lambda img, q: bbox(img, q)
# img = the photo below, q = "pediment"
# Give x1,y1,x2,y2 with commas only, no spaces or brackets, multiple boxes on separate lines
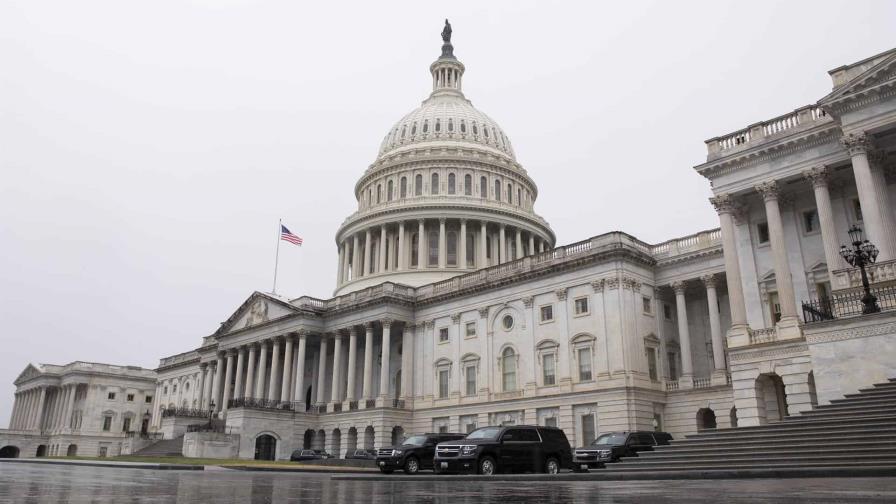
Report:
14,364,42,385
214,291,300,336
819,50,896,105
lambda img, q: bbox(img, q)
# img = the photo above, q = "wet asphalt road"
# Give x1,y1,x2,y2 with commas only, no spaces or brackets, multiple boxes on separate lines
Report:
1,463,895,503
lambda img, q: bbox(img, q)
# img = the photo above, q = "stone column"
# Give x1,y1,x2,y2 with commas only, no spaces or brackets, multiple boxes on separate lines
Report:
417,220,425,268
459,219,467,268
703,275,728,383
345,327,358,403
316,336,329,405
363,229,372,276
529,234,535,256
280,336,294,403
63,385,77,431
331,333,343,404
255,341,268,400
245,345,257,400
755,181,801,338
32,387,47,431
232,347,245,400
211,354,225,412
516,228,523,260
803,166,842,279
499,224,507,263
379,319,393,402
195,363,207,408
841,133,896,261
268,337,282,401
710,194,751,345
337,243,345,285
400,324,414,400
221,350,235,413
352,234,361,279
379,226,387,273
671,282,694,386
397,221,406,271
201,365,213,409
438,218,447,268
293,333,308,405
480,221,488,267
9,392,20,429
362,322,375,402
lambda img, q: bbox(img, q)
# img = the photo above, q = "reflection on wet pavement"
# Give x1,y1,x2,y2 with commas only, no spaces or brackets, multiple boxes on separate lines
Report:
1,463,895,503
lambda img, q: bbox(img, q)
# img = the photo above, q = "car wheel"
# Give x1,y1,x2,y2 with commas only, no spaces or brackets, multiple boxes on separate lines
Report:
544,457,560,475
404,457,420,475
379,468,394,474
478,456,496,476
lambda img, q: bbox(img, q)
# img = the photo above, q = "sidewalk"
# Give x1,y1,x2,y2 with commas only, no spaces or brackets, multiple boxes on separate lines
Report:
0,458,203,471
0,457,378,473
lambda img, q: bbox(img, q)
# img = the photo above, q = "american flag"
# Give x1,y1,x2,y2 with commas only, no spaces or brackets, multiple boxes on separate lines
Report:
280,224,303,246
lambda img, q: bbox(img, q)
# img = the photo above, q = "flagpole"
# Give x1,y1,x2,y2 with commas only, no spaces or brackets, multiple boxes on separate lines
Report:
272,218,282,294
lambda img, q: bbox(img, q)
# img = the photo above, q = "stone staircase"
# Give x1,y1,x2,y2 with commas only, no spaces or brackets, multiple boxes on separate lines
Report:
132,436,185,457
605,378,896,474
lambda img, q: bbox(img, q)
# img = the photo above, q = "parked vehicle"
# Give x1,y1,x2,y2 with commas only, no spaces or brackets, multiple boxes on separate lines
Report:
290,449,323,461
346,449,377,460
376,432,466,474
313,449,333,459
433,425,572,475
573,431,673,470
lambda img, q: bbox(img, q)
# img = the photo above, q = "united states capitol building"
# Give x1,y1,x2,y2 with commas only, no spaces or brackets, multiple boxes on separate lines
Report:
4,26,896,461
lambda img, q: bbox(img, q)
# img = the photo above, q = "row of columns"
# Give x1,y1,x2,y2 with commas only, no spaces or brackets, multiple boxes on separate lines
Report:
668,274,728,383
337,218,549,285
9,384,78,432
204,319,411,416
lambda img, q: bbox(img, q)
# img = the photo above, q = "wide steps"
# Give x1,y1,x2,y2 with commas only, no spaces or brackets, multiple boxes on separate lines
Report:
133,436,184,457
681,425,896,445
604,460,896,472
684,415,896,440
787,406,895,420
632,445,896,461
649,438,896,455
616,452,896,467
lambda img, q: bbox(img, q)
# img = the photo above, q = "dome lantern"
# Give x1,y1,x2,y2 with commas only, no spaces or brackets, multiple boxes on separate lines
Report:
430,19,465,97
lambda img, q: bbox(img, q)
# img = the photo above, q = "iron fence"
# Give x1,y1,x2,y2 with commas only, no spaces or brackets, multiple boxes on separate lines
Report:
227,397,297,411
186,418,227,434
802,284,896,323
160,407,213,419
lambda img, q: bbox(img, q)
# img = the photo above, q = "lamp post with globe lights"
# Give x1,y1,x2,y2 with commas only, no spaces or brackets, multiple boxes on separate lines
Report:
839,225,881,314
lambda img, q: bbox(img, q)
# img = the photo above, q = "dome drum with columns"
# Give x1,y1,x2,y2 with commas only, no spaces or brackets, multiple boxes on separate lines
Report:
334,25,555,295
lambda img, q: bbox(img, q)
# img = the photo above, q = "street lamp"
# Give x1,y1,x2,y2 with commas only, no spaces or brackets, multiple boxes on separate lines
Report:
839,224,880,314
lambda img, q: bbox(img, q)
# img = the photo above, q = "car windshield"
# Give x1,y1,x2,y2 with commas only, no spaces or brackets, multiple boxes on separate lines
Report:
465,427,502,440
402,435,428,446
592,434,628,445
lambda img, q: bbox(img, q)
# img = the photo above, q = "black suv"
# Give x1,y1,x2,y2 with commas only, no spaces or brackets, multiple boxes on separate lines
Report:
433,425,572,475
573,431,672,470
376,432,466,474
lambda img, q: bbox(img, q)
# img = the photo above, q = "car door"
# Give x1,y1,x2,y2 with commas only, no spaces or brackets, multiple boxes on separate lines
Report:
421,436,437,469
517,428,542,472
499,428,523,470
630,433,654,455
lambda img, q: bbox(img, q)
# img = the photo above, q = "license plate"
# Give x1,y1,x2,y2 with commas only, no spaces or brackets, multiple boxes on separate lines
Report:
440,462,448,469
580,464,588,470
379,461,385,466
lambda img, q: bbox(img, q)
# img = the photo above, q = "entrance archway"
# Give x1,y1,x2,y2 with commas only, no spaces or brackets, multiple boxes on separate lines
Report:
315,429,326,451
730,407,738,428
364,426,375,450
305,386,313,412
303,429,314,449
755,373,789,423
331,428,342,458
66,444,78,457
391,426,405,446
254,434,277,461
0,446,20,458
696,408,717,431
347,427,358,452
36,445,47,457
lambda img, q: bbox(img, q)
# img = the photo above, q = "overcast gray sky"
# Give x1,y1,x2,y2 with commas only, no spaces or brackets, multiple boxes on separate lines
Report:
2,0,894,425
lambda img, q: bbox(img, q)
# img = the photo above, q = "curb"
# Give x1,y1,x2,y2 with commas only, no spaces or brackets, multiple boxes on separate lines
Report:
224,465,378,474
0,458,204,471
331,466,896,482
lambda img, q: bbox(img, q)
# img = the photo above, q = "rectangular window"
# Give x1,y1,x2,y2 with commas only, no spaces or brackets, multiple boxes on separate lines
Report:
667,352,679,380
465,321,476,338
643,296,652,314
145,396,153,404
578,348,593,382
540,305,553,322
646,348,658,381
439,369,449,399
769,292,782,323
803,210,818,233
757,222,770,244
663,303,673,321
99,446,108,458
544,417,558,428
466,422,477,433
439,425,448,433
465,365,477,396
581,414,596,445
438,327,449,343
542,353,556,386
107,392,116,400
653,413,664,432
102,416,112,432
853,199,863,222
574,297,589,315
126,394,134,402
122,417,131,432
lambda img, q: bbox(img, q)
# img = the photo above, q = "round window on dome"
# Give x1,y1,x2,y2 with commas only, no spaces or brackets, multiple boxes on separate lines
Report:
502,315,514,331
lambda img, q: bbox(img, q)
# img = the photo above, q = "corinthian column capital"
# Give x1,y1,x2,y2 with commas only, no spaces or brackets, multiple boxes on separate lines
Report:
670,281,688,295
840,131,873,155
802,166,830,188
754,180,780,202
700,274,717,289
709,193,737,215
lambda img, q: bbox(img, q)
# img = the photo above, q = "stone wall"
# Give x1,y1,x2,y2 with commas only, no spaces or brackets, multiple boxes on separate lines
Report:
183,432,240,459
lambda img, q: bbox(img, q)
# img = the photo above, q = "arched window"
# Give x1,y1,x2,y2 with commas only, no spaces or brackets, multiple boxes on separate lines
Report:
368,189,372,207
447,231,457,266
484,126,490,138
507,184,513,204
428,231,439,267
400,177,407,198
473,122,479,135
400,125,406,139
435,119,441,132
480,176,487,198
517,188,522,206
431,173,440,195
377,184,382,204
415,174,423,196
411,123,417,135
411,233,419,267
502,348,517,392
464,174,472,196
466,232,475,267
460,120,466,134
494,180,501,202
448,118,454,132
423,120,429,133
387,180,394,201
448,173,456,195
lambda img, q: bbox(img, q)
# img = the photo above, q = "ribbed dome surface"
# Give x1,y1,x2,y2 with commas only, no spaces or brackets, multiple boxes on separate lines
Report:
377,95,516,160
